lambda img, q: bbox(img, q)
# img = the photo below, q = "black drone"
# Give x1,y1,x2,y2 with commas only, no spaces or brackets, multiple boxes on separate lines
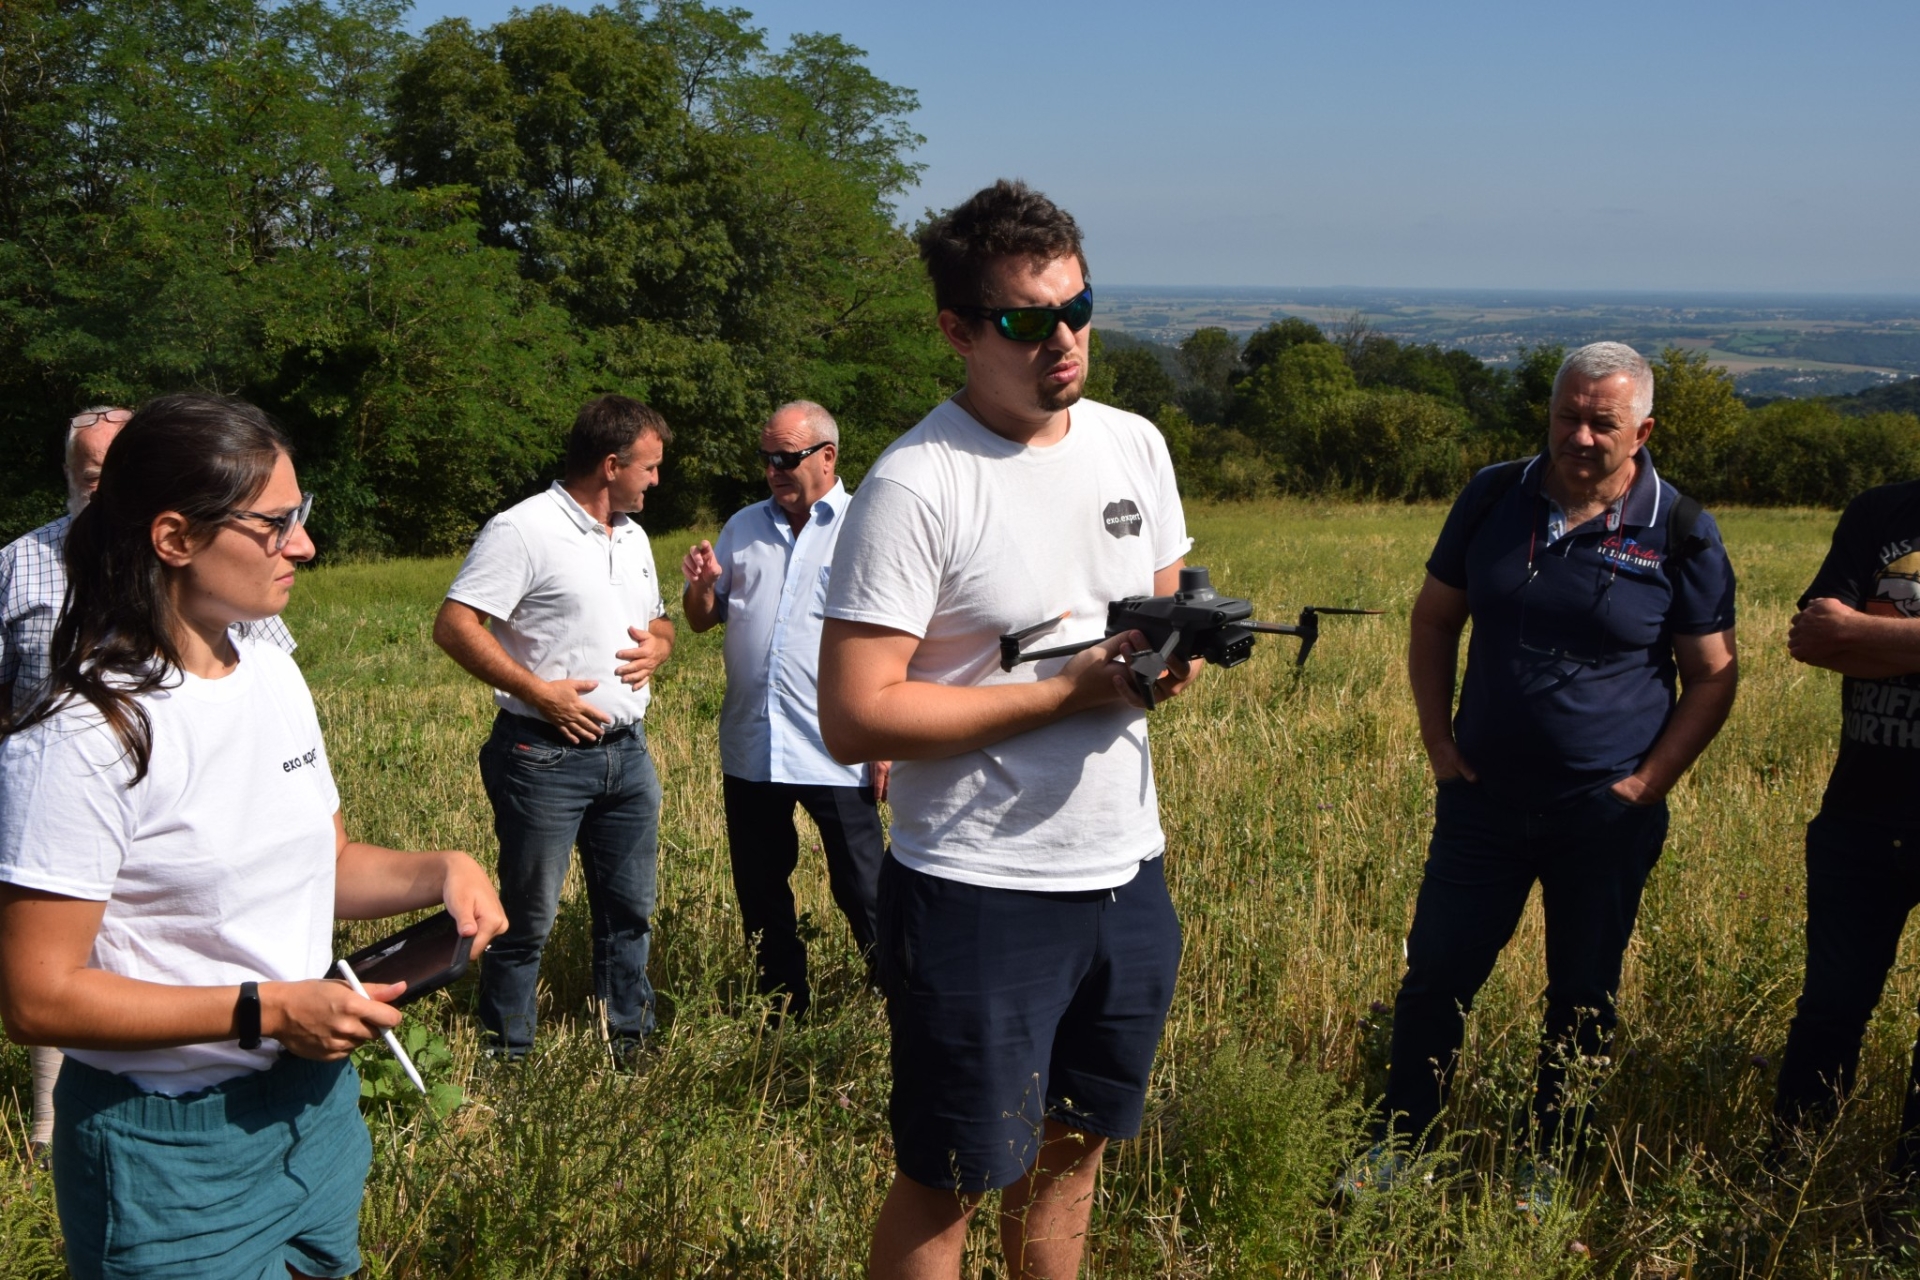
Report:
998,566,1381,709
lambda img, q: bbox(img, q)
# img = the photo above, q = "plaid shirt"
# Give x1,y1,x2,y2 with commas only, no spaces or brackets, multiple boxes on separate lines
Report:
0,515,297,711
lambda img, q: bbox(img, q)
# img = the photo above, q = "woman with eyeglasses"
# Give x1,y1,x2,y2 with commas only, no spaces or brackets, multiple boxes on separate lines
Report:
0,394,506,1280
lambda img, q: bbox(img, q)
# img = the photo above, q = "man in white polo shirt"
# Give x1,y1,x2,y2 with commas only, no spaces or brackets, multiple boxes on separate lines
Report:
434,395,675,1061
681,400,888,1022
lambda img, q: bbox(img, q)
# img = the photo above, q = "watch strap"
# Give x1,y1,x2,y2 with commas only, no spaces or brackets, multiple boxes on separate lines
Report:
236,980,262,1050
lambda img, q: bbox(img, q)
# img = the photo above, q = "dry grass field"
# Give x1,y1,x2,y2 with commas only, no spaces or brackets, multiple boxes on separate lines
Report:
3,498,1911,1278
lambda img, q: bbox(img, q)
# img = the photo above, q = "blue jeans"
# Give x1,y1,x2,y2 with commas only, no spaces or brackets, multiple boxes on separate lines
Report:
476,711,661,1050
1384,779,1669,1152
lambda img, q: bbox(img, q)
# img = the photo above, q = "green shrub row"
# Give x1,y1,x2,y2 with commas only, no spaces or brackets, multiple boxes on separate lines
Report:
1091,325,1918,507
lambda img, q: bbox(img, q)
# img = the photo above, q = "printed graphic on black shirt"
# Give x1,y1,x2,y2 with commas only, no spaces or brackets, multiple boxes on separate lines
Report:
1102,499,1143,539
1811,484,1920,823
1866,546,1920,618
1845,543,1920,752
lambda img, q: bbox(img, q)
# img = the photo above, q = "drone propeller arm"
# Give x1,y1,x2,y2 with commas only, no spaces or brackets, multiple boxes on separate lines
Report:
999,612,1089,670
1005,636,1107,667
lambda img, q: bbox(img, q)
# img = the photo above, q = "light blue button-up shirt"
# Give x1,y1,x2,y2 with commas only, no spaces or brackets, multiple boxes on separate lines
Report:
706,480,865,786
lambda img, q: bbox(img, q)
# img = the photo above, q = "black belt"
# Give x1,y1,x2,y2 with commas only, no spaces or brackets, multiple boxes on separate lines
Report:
500,709,637,746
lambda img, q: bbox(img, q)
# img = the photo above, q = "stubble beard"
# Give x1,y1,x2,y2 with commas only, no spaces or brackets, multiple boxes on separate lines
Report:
1037,371,1085,413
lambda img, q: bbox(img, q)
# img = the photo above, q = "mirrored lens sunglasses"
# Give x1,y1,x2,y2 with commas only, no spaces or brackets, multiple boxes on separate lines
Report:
957,287,1094,343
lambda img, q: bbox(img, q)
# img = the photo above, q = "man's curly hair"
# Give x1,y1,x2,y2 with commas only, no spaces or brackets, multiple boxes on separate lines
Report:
916,179,1088,314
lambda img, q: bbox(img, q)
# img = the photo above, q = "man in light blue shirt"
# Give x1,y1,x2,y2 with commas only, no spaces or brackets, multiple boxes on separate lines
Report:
683,401,887,1021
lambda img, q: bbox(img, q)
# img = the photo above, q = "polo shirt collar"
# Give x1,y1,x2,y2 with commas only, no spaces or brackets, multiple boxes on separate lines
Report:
1521,447,1663,531
546,481,633,537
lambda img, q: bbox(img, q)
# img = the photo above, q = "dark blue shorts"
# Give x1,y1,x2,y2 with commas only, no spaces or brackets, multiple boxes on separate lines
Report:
877,854,1182,1192
53,1054,370,1280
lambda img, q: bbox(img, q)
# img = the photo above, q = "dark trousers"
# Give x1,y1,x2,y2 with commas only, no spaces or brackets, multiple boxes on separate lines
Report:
721,774,886,1017
476,711,661,1051
1775,814,1920,1170
1385,779,1669,1152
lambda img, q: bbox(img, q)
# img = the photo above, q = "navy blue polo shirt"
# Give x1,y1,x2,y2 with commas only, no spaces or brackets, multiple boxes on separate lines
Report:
1427,451,1736,810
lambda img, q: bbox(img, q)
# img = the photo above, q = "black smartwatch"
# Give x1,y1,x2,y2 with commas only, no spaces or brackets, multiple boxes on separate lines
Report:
236,981,262,1050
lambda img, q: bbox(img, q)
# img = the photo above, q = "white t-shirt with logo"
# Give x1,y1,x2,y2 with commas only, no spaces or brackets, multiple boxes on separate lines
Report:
824,397,1191,891
0,637,341,1095
447,483,666,727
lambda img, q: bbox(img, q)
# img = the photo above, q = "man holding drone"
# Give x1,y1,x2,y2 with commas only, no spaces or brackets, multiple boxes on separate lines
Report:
818,179,1199,1280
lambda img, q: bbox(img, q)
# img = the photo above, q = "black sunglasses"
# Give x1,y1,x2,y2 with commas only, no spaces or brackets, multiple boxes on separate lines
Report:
759,441,830,471
956,287,1094,343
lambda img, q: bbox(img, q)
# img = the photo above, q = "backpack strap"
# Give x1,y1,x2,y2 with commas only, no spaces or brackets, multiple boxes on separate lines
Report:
1664,492,1707,569
1460,459,1529,550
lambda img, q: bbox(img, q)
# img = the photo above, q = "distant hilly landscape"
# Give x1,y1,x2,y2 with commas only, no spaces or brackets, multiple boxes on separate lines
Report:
1093,286,1920,402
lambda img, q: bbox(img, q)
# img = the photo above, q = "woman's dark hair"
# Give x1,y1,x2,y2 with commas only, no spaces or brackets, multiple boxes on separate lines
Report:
916,179,1088,314
564,394,673,479
8,394,291,783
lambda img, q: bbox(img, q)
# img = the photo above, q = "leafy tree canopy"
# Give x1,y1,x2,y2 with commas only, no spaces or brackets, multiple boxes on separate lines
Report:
0,0,948,549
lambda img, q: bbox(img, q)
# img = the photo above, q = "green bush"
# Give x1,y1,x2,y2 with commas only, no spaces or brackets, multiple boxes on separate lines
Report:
1174,1037,1355,1272
1724,402,1920,506
1278,390,1470,500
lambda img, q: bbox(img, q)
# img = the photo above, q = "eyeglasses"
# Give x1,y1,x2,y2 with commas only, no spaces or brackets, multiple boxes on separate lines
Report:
955,287,1094,343
226,492,314,553
759,442,830,471
69,408,132,430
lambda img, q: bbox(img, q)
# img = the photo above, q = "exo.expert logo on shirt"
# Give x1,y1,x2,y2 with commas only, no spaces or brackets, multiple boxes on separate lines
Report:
282,747,319,773
1102,499,1143,539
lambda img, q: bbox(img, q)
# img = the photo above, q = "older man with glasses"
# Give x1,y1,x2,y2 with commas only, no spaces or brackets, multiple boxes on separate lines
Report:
1359,342,1739,1205
0,404,297,1159
681,401,890,1024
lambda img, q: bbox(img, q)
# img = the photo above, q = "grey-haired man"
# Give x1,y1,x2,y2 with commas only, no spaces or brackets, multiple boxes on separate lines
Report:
1376,342,1738,1197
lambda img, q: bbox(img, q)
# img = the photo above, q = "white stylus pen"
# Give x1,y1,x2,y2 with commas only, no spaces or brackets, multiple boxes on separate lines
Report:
334,957,426,1095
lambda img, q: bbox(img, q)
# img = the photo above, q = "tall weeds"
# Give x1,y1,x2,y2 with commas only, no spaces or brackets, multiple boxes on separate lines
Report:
1,502,1908,1276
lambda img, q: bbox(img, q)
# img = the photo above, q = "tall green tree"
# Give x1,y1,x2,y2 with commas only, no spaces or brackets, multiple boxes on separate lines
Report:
1651,346,1746,500
1176,326,1240,425
1239,316,1326,380
386,3,947,525
1238,343,1355,452
1105,345,1178,420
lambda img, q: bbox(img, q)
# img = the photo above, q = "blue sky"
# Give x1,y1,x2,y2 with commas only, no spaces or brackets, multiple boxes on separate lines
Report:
403,1,1920,293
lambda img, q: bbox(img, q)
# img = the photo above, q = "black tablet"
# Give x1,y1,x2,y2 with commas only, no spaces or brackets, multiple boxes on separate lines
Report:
340,910,472,1007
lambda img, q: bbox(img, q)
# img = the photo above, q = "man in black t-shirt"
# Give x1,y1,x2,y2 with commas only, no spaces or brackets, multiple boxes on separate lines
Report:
1773,480,1920,1171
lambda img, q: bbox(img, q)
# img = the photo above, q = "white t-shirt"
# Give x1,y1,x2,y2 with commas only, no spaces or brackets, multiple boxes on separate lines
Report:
824,398,1191,891
446,483,667,727
0,638,341,1095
